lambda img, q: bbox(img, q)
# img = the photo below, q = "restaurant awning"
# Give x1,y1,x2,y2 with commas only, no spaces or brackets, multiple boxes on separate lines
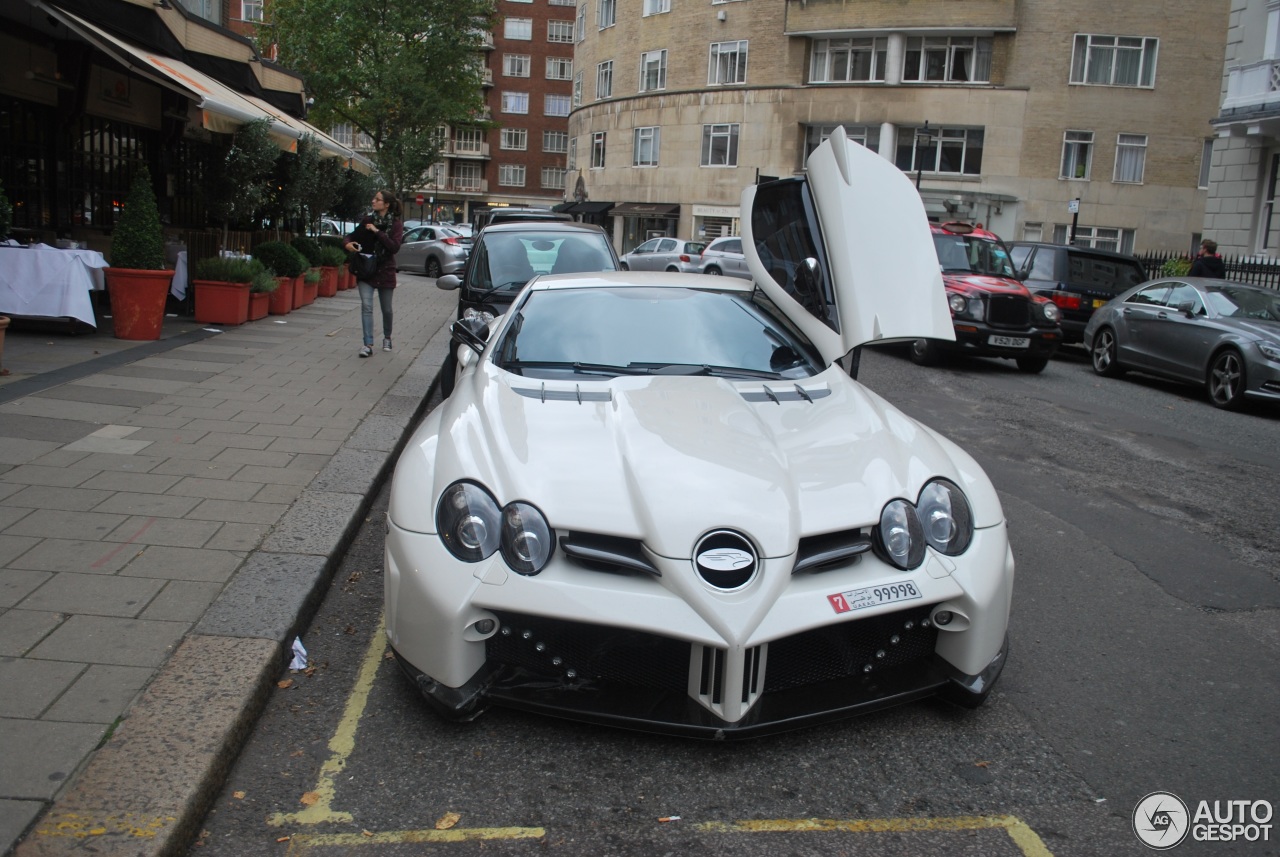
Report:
610,203,680,218
566,201,615,215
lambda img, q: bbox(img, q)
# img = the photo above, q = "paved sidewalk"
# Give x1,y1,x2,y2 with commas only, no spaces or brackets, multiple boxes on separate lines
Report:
0,279,457,857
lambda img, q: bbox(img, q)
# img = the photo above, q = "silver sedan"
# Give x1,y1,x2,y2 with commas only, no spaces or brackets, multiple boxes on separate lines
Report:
619,237,706,273
1084,277,1280,409
398,225,471,278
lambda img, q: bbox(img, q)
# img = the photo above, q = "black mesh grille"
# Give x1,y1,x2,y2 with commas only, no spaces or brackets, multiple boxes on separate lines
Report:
764,604,938,692
987,295,1031,327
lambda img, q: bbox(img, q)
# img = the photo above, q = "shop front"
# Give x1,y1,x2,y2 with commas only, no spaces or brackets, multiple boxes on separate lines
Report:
610,203,680,255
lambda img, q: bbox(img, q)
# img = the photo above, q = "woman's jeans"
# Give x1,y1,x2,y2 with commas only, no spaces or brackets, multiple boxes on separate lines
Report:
358,282,393,346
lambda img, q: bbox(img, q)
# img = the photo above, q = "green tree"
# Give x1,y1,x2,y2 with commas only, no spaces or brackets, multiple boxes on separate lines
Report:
267,0,495,196
206,118,278,243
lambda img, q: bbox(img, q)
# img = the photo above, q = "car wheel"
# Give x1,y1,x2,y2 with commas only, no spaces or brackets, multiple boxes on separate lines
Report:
704,266,722,276
1090,328,1125,377
426,257,442,279
1016,355,1049,374
665,266,679,272
909,338,942,366
1206,349,1246,410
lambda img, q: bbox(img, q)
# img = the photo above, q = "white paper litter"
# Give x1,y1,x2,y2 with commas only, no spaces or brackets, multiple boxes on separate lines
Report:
290,636,308,670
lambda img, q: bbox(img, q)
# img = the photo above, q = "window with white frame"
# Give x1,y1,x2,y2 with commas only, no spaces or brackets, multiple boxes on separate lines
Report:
548,20,575,43
500,128,528,150
1113,133,1147,183
709,40,748,85
598,0,616,29
576,4,586,41
1199,139,1214,189
1061,130,1093,180
545,94,571,116
549,0,574,5
546,57,573,80
809,37,887,83
505,18,533,40
643,0,670,15
240,0,263,22
499,164,526,187
501,92,529,114
805,124,880,159
1070,34,1158,87
902,36,993,83
701,123,739,167
503,54,531,77
1052,224,1136,254
895,125,984,176
542,167,567,190
1261,153,1280,251
568,137,577,170
640,50,667,92
1022,222,1044,243
455,128,485,154
634,126,660,166
592,131,606,169
596,61,613,99
573,71,583,106
455,162,482,192
544,130,569,153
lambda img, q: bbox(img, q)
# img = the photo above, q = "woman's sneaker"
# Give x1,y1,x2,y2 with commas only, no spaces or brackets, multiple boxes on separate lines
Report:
383,338,392,352
359,345,373,358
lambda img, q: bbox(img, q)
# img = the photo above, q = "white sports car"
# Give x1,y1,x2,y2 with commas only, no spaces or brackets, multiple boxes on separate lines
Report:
384,128,1014,738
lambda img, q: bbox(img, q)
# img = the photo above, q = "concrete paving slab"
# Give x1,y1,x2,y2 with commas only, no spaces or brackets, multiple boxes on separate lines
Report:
67,452,166,474
42,664,154,724
249,482,303,505
0,397,138,425
120,545,244,583
8,539,135,575
0,507,33,532
149,459,243,479
0,801,43,854
191,430,274,450
0,416,99,445
102,515,221,549
0,440,68,466
27,615,187,668
33,386,161,409
0,610,65,657
228,464,314,486
91,493,201,518
61,436,153,456
3,510,126,542
0,718,105,800
166,477,261,502
0,569,49,608
202,522,268,552
15,572,166,618
0,657,85,718
99,365,217,383
0,487,114,513
0,466,94,489
138,581,223,623
0,484,22,503
0,535,38,566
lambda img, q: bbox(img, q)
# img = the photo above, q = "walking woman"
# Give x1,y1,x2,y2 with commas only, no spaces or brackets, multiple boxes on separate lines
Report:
344,190,403,357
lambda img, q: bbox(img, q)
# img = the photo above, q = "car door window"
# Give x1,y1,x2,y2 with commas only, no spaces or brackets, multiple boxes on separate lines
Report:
748,178,837,332
656,239,677,253
635,239,658,254
722,239,742,254
404,227,426,242
1027,248,1057,282
1164,283,1204,315
1127,284,1171,306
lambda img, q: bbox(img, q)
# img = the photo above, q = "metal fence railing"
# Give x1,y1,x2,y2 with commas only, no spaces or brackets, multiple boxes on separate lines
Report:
1137,251,1280,291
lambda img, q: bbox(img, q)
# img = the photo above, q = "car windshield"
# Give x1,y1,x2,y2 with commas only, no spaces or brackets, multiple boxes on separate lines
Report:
933,234,1017,277
1067,254,1146,290
468,231,615,292
1204,286,1280,321
495,287,824,381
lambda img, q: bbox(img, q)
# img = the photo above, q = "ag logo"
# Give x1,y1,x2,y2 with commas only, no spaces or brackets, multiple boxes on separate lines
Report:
1133,791,1190,850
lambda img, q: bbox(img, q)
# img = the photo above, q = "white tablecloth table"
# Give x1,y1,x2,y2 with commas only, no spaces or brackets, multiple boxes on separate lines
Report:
0,246,104,327
170,251,188,300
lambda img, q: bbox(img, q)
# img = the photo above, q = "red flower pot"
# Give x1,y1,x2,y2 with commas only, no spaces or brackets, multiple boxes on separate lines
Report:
105,268,172,340
302,275,319,305
318,266,338,297
269,276,293,314
248,291,269,320
193,279,250,326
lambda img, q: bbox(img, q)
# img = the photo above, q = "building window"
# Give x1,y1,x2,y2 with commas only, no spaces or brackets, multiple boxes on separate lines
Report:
548,20,575,43
1199,139,1214,189
1113,133,1147,183
545,94,572,116
501,92,529,114
701,123,739,167
805,124,880,160
569,137,577,170
500,128,528,150
505,18,533,40
454,128,485,154
598,0,616,29
1053,224,1136,254
902,36,993,83
576,4,586,42
240,0,262,22
596,61,614,99
643,0,670,15
640,49,667,92
546,57,573,80
809,37,887,83
503,54,531,77
1022,222,1044,243
634,126,660,166
1070,34,1158,87
592,131,606,169
544,130,569,153
573,71,583,106
542,167,567,190
499,164,527,187
1060,130,1093,180
895,125,984,176
455,162,483,192
549,0,574,5
709,40,748,85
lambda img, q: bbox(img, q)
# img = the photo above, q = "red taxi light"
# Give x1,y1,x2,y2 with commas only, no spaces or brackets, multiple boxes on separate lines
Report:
1050,292,1083,311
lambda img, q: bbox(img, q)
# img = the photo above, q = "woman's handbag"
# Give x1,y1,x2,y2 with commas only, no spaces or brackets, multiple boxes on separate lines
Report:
347,252,377,280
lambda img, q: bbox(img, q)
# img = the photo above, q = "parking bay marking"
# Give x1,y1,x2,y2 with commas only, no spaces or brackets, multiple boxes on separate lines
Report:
699,816,1054,856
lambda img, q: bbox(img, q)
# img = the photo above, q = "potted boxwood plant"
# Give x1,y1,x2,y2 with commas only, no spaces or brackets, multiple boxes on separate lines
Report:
105,166,171,340
253,240,306,315
191,255,260,325
302,266,320,305
317,244,347,297
248,267,276,320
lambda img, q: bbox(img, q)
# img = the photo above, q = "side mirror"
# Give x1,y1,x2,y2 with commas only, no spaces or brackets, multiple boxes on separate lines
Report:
437,274,462,291
1175,300,1196,318
450,318,489,355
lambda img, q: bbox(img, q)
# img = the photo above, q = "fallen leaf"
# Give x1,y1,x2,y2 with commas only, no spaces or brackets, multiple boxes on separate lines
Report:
384,651,395,660
291,750,305,757
435,811,461,830
300,792,320,806
277,679,293,689
233,791,246,799
362,830,374,837
276,836,291,843
975,761,990,768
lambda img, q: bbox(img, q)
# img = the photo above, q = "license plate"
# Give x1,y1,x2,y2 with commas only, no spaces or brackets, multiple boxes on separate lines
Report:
828,581,923,613
989,335,1030,348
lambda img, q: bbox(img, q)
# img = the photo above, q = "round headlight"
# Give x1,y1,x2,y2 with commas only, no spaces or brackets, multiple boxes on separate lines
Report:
916,479,974,556
437,481,501,562
1040,300,1061,323
877,498,925,570
500,501,554,575
948,293,968,315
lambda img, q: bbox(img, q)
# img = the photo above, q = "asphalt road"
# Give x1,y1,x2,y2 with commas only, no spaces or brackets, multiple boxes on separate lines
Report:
188,345,1279,857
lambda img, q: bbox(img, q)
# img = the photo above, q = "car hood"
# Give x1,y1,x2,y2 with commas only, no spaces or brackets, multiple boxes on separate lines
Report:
396,366,1002,558
943,273,1030,296
1217,316,1280,342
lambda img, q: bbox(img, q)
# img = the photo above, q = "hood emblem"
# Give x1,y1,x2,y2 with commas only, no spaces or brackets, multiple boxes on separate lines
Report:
694,531,758,591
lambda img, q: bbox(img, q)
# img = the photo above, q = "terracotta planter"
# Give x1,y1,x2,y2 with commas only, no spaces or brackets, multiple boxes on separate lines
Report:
248,291,269,321
292,274,308,308
269,276,293,315
105,268,172,340
302,275,319,306
0,315,9,376
318,266,338,297
193,279,250,326
340,268,354,290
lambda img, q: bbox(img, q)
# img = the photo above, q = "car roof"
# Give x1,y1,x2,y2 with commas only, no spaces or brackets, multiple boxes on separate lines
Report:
1008,241,1143,262
528,270,755,293
480,221,608,236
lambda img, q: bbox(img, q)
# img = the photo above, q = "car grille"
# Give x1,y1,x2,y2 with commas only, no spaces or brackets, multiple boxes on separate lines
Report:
986,295,1031,328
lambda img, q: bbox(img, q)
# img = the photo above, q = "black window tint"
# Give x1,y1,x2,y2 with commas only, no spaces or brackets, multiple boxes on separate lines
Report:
1027,248,1058,282
1127,284,1170,306
1069,254,1147,291
749,179,837,332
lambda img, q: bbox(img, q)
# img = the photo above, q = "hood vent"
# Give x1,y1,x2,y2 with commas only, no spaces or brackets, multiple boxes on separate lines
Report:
512,384,613,403
793,528,872,574
740,384,831,404
559,532,660,577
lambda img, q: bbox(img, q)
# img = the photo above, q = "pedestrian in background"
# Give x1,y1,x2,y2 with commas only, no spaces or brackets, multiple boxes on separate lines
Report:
345,190,404,357
1189,238,1226,279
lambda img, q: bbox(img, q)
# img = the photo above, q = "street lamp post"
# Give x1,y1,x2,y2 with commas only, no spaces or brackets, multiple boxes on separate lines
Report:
915,121,932,191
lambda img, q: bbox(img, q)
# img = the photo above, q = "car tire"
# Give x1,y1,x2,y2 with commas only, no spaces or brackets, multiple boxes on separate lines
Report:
666,266,679,272
1090,328,1125,377
1015,355,1049,374
704,266,722,276
1206,349,1247,410
426,257,442,279
909,338,942,366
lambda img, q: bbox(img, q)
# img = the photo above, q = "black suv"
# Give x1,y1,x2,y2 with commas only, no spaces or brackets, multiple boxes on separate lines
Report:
1006,242,1149,344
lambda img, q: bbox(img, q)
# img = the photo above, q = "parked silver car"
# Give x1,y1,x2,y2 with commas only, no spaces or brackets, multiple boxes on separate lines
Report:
398,225,471,278
619,237,707,273
1084,277,1280,410
696,236,751,279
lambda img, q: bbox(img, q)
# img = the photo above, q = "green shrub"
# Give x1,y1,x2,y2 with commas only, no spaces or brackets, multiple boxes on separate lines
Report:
249,268,278,293
192,255,260,284
1160,256,1193,277
291,235,323,266
317,235,346,251
304,267,321,284
111,166,166,270
318,245,348,268
253,240,307,278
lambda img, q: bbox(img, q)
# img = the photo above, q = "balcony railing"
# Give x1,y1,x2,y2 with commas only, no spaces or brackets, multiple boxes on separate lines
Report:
424,177,488,194
440,140,491,158
1224,58,1280,113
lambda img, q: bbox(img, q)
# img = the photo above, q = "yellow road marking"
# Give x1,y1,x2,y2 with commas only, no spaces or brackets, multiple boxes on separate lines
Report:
268,614,388,827
699,815,1054,856
285,827,545,854
30,811,176,840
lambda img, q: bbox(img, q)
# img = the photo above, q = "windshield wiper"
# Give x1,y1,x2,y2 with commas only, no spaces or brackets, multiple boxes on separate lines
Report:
502,360,656,377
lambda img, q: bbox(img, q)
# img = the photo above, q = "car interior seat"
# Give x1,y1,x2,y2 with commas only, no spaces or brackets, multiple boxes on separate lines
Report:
551,238,609,275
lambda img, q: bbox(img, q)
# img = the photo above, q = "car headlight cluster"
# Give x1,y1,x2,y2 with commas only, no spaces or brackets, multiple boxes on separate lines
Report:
874,479,974,570
463,307,496,325
948,293,981,320
437,481,553,575
1258,340,1280,362
1038,300,1062,323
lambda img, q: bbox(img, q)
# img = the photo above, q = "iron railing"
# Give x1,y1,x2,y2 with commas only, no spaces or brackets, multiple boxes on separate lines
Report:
1137,252,1280,291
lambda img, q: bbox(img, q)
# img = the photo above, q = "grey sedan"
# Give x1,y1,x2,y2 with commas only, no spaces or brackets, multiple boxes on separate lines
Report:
619,237,706,273
1084,277,1280,410
398,225,471,278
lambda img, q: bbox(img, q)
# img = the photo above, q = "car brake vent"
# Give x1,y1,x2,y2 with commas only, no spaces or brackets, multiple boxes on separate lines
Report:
559,531,660,577
793,529,872,574
740,384,831,404
512,384,612,403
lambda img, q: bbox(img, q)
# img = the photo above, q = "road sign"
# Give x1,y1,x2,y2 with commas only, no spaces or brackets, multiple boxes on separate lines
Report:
1068,198,1079,214
415,194,424,205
